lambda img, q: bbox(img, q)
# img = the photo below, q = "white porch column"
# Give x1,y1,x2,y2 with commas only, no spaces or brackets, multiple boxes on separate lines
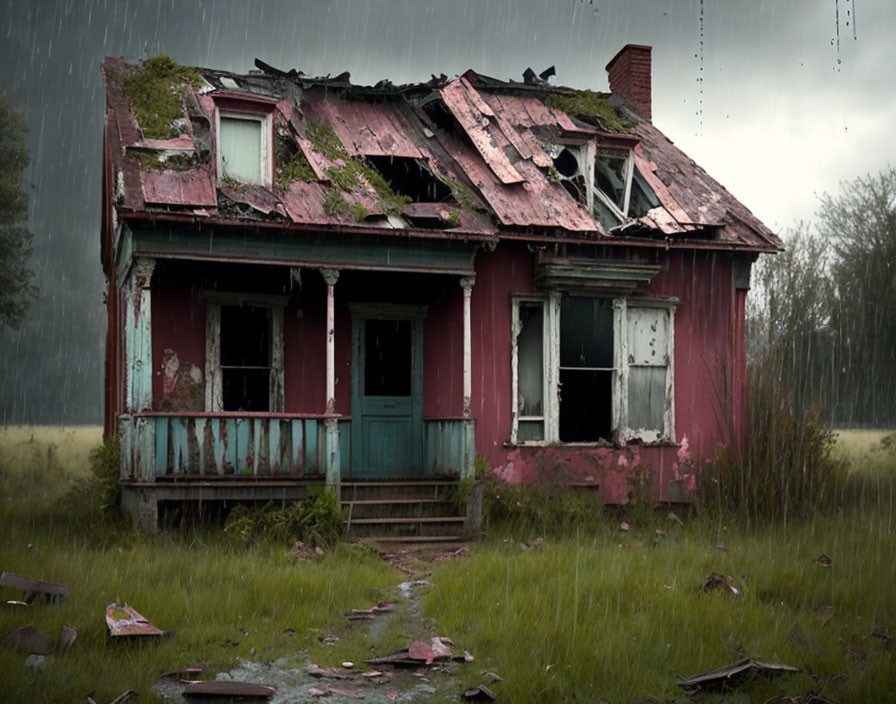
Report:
320,268,341,491
124,257,156,412
460,275,476,477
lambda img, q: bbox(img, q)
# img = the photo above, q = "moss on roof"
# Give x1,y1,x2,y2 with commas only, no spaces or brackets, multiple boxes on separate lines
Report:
124,55,203,139
544,89,630,134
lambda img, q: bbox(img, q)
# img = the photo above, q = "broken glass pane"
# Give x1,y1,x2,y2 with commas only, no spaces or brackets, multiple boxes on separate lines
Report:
365,319,411,396
594,153,628,211
628,367,666,432
560,297,613,368
517,302,544,416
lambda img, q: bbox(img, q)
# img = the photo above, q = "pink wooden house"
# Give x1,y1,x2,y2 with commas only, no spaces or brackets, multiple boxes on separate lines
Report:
101,45,781,535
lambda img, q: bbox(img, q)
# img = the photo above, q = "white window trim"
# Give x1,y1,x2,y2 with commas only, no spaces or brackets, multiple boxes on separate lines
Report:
204,293,286,412
215,109,273,187
510,293,675,445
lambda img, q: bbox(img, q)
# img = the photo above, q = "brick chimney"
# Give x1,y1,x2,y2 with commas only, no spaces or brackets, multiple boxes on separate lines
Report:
605,44,652,121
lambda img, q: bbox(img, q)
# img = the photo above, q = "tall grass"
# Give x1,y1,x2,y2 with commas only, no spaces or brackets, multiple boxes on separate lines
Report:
703,352,851,526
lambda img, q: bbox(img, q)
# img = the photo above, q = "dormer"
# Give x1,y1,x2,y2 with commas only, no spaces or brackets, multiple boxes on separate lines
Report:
212,91,278,187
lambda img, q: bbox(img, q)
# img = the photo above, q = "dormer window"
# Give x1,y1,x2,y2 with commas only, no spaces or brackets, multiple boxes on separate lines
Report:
213,92,276,186
549,139,655,230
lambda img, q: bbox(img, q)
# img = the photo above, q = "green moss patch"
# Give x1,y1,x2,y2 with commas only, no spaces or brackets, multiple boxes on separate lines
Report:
545,90,630,134
129,149,195,172
124,54,204,139
307,119,410,216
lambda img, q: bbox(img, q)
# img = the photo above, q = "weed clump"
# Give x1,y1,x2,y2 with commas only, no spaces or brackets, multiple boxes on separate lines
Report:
545,89,630,133
224,487,345,547
124,54,203,139
60,436,124,531
702,352,849,525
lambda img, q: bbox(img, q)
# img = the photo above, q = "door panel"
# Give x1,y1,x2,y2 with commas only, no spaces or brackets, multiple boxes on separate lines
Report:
351,314,423,478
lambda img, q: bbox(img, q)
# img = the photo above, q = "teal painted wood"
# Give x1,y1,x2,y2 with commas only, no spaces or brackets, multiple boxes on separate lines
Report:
154,416,168,476
351,314,424,478
423,420,465,475
291,420,304,475
195,417,207,474
269,419,281,474
135,416,155,481
131,226,477,276
304,419,318,473
338,419,351,470
224,417,238,474
235,418,251,474
462,419,476,479
171,416,189,474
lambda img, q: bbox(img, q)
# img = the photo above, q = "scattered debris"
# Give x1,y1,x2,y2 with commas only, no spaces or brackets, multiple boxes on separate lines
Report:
183,681,276,698
86,690,137,704
0,571,69,605
307,663,352,680
676,658,800,690
701,572,742,596
463,684,497,700
291,541,325,560
365,636,471,667
4,625,55,654
59,624,77,650
815,554,832,568
814,605,834,627
106,603,164,637
346,602,394,621
868,625,891,645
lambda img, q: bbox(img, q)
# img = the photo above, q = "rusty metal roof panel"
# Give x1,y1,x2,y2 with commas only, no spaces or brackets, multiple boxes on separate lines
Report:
440,78,526,185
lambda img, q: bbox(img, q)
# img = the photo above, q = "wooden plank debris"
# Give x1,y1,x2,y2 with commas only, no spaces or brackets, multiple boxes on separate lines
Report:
105,603,164,637
0,571,69,605
183,681,276,698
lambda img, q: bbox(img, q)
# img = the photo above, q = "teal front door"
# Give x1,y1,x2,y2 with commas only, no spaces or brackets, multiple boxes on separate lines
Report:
351,312,424,477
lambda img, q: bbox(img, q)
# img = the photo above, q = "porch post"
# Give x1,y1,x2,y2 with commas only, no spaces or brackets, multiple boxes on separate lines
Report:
320,268,341,492
460,275,476,478
124,257,156,412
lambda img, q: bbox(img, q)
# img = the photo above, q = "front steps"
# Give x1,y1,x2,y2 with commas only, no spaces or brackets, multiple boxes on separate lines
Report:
341,479,471,542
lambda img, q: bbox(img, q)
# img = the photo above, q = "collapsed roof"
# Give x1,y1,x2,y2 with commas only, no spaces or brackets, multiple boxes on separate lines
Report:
102,51,781,253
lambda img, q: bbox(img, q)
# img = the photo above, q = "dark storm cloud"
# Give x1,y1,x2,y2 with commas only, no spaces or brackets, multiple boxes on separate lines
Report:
0,0,892,423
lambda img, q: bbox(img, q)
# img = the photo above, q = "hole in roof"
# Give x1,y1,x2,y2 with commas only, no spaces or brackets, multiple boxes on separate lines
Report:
553,148,579,178
365,156,453,203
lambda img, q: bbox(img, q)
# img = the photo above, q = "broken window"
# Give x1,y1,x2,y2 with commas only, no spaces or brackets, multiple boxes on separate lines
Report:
365,319,411,396
511,295,674,444
217,111,272,185
220,306,271,411
205,297,285,412
559,297,614,442
547,142,656,228
512,300,546,442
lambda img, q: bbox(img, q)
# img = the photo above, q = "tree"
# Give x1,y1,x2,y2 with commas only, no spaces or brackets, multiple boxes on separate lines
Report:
818,167,896,426
0,93,36,329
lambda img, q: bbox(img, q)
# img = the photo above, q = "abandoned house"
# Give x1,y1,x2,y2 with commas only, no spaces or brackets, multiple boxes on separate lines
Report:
101,45,782,535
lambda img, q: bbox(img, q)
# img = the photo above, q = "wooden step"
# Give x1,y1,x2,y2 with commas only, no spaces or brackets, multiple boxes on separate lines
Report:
347,516,466,525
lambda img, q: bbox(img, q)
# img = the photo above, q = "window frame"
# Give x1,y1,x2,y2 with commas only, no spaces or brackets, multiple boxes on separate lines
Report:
510,293,675,445
204,292,286,412
215,108,273,187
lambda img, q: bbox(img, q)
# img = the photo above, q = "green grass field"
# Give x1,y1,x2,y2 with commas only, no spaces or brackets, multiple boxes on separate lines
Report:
1,426,894,703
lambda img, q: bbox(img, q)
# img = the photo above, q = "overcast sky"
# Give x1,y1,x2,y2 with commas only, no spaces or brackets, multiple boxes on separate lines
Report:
1,0,893,423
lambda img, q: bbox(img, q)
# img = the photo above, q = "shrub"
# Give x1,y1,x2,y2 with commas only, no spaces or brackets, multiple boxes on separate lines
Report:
224,487,345,547
702,351,848,525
